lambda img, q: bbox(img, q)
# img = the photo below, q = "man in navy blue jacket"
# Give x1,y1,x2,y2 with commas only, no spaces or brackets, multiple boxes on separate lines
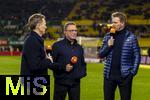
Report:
99,12,141,100
52,22,86,100
21,13,73,75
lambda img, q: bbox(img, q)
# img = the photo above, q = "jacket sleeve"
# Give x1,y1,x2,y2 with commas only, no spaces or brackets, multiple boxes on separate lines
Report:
24,39,65,72
50,43,66,71
99,35,112,58
131,35,141,76
80,47,87,77
45,59,66,71
73,46,87,79
24,38,48,72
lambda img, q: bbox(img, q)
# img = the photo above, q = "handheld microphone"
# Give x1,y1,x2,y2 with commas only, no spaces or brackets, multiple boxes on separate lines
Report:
110,27,116,38
70,56,78,65
46,45,53,63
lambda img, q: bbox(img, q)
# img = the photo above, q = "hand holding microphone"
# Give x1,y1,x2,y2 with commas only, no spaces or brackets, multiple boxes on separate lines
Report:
108,36,114,47
45,45,53,63
66,56,78,72
108,27,116,47
66,64,73,72
47,53,53,63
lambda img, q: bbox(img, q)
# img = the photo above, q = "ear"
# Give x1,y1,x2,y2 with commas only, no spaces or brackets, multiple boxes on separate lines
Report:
35,23,40,30
64,30,66,35
121,21,125,26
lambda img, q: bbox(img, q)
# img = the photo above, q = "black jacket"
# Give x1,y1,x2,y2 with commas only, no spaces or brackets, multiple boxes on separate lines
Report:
21,31,64,75
52,38,87,85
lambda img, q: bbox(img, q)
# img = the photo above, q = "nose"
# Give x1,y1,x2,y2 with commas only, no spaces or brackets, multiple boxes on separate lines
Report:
112,23,115,27
111,24,116,29
45,26,47,29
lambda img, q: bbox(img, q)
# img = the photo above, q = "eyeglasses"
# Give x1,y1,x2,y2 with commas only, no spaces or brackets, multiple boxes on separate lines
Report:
66,30,78,32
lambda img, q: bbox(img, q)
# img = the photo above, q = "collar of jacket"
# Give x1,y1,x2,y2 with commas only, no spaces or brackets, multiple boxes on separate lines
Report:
31,31,44,44
108,27,130,38
116,27,126,35
125,30,131,38
120,26,131,37
64,37,77,46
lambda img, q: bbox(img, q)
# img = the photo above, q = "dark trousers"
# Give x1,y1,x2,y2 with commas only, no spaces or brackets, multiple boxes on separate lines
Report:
53,83,80,100
104,74,133,100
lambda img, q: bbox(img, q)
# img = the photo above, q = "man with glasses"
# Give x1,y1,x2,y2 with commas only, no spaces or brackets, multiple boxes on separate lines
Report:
51,21,87,100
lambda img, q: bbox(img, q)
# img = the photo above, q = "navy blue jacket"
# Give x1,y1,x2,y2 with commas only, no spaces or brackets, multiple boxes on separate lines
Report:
52,38,87,85
21,31,64,75
99,30,141,79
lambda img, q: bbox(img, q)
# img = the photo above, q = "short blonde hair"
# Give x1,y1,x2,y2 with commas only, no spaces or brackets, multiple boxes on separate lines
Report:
111,12,127,24
27,13,45,30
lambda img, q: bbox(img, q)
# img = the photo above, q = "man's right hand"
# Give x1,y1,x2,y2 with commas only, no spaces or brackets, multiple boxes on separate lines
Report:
46,55,53,63
66,64,73,72
108,36,114,47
